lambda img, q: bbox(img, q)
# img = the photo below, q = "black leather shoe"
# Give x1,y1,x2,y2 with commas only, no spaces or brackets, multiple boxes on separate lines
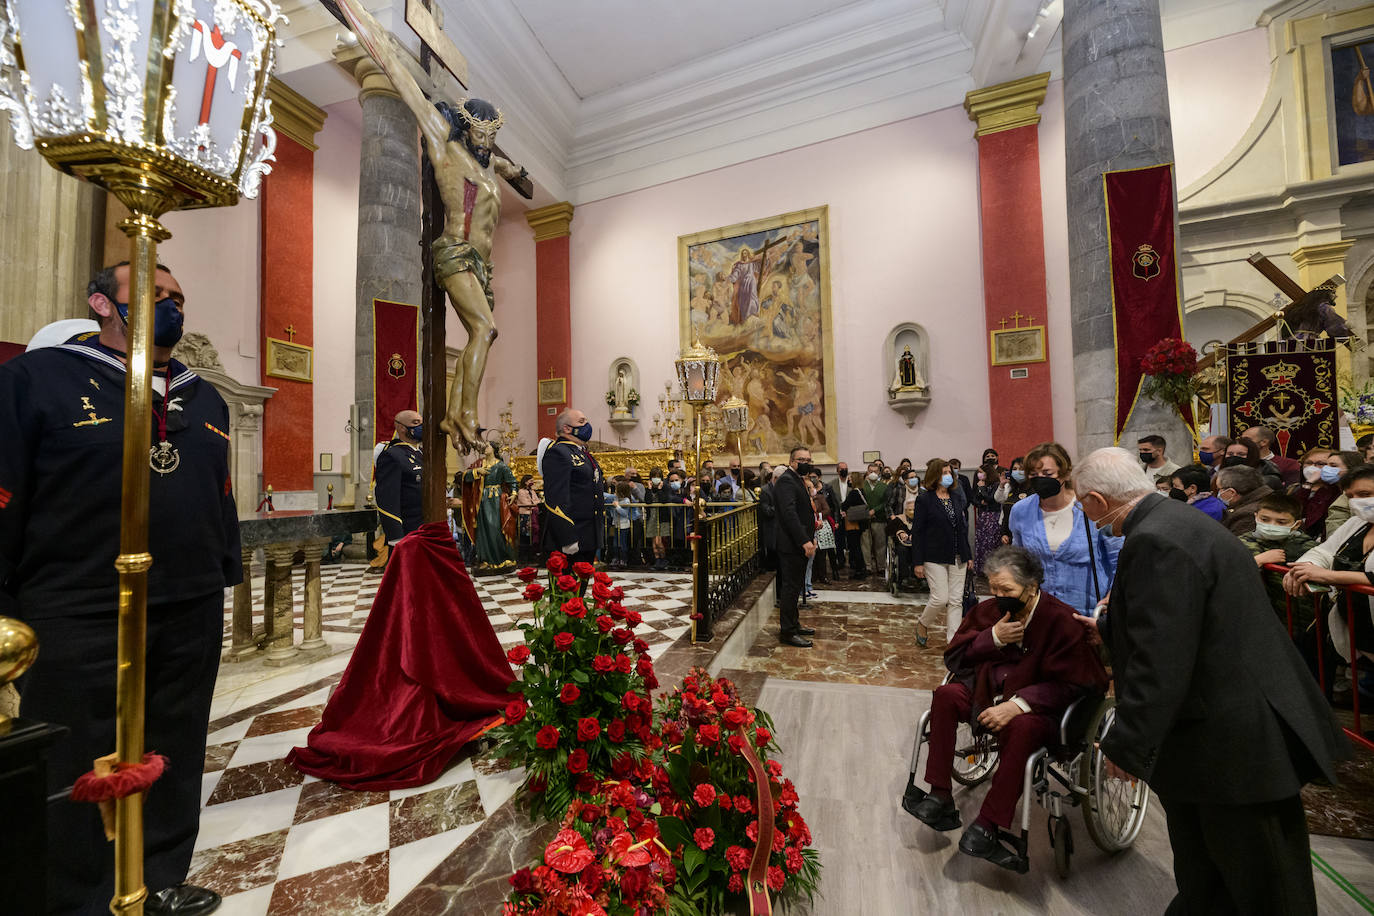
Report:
797,626,816,636
909,793,961,832
780,634,813,647
958,823,1027,872
145,884,222,916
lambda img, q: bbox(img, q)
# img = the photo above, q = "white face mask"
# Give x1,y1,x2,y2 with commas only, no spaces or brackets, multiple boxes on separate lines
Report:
867,472,879,482
1302,465,1322,484
1254,521,1295,541
651,477,662,486
1350,496,1374,523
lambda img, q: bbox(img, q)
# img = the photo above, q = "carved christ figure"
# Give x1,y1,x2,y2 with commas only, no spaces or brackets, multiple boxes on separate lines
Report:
335,0,528,452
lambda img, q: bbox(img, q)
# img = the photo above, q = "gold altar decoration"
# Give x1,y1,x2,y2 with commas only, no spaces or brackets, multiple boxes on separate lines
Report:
0,615,37,730
495,399,525,459
510,447,677,483
650,379,689,453
0,2,283,912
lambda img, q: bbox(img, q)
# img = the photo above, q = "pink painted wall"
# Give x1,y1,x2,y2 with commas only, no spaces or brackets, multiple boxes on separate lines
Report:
313,99,362,466
1167,28,1272,191
477,204,538,456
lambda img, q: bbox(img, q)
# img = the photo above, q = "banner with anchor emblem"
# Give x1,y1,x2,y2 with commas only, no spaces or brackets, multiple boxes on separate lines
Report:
373,298,420,444
1103,163,1186,441
1226,345,1338,455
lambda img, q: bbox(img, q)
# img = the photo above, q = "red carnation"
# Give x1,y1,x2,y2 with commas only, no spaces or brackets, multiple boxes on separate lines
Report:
728,873,744,893
535,726,559,749
719,794,733,811
554,632,576,652
522,582,545,602
595,615,615,633
546,552,568,573
592,654,615,674
736,795,753,815
573,561,595,578
506,645,530,665
560,683,581,704
725,845,750,871
509,866,535,892
561,597,587,619
576,717,601,741
615,654,633,674
567,748,589,774
504,699,527,724
746,819,759,841
785,847,804,874
767,866,785,892
693,783,717,807
694,827,715,850
557,574,579,592
516,566,538,582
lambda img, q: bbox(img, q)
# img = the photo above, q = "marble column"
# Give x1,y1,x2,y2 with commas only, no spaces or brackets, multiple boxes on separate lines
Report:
1063,0,1186,453
338,51,423,506
262,545,299,666
299,539,329,655
0,120,101,346
525,203,574,439
224,545,258,662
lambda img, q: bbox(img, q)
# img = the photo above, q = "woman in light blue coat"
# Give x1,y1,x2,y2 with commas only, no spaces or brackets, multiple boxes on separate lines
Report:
1009,442,1121,615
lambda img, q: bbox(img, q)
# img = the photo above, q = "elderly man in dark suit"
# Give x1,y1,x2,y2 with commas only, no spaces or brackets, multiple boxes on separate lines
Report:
774,445,817,647
1073,447,1347,916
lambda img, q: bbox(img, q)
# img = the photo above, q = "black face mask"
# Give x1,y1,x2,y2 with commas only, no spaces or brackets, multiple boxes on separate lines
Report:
994,594,1024,617
1026,476,1062,499
837,468,848,478
795,462,815,477
1169,487,1188,502
1222,456,1247,468
1139,451,1155,464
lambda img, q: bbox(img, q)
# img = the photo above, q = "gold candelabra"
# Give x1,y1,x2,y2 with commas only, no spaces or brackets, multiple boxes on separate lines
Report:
496,400,525,457
650,379,688,452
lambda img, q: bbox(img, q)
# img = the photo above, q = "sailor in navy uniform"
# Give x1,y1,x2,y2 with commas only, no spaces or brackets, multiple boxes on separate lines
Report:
374,409,425,543
0,262,239,916
540,408,604,565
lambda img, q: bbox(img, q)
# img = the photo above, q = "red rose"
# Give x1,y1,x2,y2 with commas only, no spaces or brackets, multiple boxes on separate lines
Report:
696,724,720,744
567,748,589,774
592,581,612,600
575,773,598,793
595,615,615,633
622,690,641,712
554,632,576,652
577,717,601,741
645,672,659,690
612,628,633,644
694,827,715,850
522,583,545,602
612,752,635,776
611,586,625,600
557,574,579,592
615,654,633,674
619,866,650,898
509,866,536,892
580,863,604,894
607,719,626,743
561,597,587,619
725,845,750,871
755,727,772,747
727,734,744,754
633,638,650,653
636,656,654,677
546,552,568,573
592,654,615,674
608,601,626,620
767,866,785,892
625,610,642,627
504,699,527,724
516,566,538,582
594,570,612,585
506,645,531,665
723,707,746,728
573,561,595,578
693,783,717,807
712,690,731,710
535,726,559,749
560,684,581,704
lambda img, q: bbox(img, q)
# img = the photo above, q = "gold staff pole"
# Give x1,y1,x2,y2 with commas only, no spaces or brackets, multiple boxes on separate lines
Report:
675,340,720,644
690,404,703,643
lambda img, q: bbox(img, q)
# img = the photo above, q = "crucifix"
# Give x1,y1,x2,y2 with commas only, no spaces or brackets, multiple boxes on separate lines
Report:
284,324,296,343
323,0,534,522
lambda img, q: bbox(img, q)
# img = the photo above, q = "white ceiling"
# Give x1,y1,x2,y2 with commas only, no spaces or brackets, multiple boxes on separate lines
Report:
275,0,1275,207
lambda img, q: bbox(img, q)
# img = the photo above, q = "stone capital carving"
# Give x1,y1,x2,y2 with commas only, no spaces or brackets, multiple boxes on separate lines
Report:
171,332,224,371
333,45,400,102
525,202,575,241
964,72,1051,138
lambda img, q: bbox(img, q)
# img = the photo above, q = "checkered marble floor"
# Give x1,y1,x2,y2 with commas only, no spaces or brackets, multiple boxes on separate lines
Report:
198,564,693,915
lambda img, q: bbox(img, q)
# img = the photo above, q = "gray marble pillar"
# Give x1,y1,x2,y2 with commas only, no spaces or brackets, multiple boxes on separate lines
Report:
1064,0,1187,455
351,57,422,506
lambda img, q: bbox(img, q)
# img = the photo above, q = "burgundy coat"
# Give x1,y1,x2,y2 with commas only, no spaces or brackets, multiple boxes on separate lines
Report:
944,592,1109,720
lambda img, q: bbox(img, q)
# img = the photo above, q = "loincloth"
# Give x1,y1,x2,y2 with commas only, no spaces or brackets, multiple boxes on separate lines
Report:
432,236,495,310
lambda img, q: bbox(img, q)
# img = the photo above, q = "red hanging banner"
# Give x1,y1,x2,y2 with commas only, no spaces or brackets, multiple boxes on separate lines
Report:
373,298,420,444
1103,164,1185,442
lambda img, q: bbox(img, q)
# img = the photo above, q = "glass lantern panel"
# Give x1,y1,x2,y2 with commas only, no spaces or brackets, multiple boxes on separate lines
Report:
164,0,266,179
10,0,90,137
89,0,157,143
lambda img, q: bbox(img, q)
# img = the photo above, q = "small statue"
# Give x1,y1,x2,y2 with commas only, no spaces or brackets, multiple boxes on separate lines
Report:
893,346,925,392
613,368,630,417
1280,287,1359,350
463,441,516,569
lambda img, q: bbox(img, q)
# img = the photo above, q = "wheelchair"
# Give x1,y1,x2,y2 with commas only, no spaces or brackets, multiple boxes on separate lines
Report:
901,677,1150,877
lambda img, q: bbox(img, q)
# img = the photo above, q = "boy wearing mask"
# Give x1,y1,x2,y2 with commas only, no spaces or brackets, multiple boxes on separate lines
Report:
1240,493,1318,637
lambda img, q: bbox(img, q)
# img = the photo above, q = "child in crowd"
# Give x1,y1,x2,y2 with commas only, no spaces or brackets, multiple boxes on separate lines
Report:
1239,493,1318,638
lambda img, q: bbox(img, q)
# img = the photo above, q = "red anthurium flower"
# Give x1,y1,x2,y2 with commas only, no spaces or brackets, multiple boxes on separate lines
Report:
610,831,653,867
544,828,594,873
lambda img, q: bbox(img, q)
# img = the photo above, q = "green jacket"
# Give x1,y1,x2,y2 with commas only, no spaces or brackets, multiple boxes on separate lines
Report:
1239,529,1318,635
863,481,889,521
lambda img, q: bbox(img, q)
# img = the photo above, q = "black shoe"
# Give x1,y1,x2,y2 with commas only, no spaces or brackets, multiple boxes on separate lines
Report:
797,626,816,636
780,634,813,647
908,793,961,832
145,885,222,916
958,823,1027,872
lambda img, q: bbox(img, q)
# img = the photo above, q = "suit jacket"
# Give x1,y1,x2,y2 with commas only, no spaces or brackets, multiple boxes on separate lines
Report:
374,440,424,544
909,487,972,566
1101,493,1347,804
773,468,814,553
758,482,777,551
946,593,1109,720
539,439,604,554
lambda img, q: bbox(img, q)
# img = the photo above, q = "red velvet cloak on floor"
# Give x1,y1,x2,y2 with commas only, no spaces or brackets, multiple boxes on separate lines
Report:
286,521,516,790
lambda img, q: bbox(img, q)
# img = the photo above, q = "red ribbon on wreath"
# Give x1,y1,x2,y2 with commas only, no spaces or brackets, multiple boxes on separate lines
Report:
71,752,168,840
730,721,776,915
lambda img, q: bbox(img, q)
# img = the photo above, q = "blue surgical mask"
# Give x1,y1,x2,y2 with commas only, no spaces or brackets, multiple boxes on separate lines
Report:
408,424,423,442
669,480,681,491
1320,465,1341,484
940,474,954,487
573,421,593,442
1198,449,1213,466
114,296,184,348
1254,521,1294,541
1011,470,1025,482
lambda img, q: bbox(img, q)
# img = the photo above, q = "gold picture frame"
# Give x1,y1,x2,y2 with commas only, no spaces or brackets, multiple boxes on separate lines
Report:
265,337,314,382
990,326,1047,366
319,453,333,472
678,205,837,464
538,377,567,405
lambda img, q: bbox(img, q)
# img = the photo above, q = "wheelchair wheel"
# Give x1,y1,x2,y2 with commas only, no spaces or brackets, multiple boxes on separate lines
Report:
886,547,899,595
950,720,998,786
1079,699,1150,852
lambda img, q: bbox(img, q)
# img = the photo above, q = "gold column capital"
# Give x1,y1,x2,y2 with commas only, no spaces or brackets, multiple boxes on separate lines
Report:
266,78,327,151
525,202,575,242
964,72,1051,138
1291,239,1354,271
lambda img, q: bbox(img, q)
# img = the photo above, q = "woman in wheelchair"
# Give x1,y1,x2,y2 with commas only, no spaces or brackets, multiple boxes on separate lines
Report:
888,501,916,587
908,545,1108,867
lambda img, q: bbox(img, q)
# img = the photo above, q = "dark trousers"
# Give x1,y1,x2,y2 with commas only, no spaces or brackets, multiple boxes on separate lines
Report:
846,528,867,575
17,593,223,915
1160,793,1316,916
777,548,807,636
924,682,1057,828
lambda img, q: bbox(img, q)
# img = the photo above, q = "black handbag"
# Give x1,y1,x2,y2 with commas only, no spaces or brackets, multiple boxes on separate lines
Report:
962,567,979,614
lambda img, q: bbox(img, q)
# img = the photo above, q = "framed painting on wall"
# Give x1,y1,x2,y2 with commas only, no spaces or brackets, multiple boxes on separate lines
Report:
265,337,313,382
1331,37,1374,166
678,205,837,464
537,377,567,406
990,326,1046,366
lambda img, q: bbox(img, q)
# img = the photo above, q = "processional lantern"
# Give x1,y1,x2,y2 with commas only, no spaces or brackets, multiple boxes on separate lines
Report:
676,338,720,406
0,2,282,913
720,396,748,432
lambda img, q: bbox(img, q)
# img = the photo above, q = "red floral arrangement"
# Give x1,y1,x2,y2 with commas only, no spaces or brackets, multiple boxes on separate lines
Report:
651,669,820,913
1139,337,1199,409
492,553,661,822
503,776,676,916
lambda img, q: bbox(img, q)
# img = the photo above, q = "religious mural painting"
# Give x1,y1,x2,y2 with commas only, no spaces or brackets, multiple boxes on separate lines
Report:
678,206,837,463
1331,37,1374,166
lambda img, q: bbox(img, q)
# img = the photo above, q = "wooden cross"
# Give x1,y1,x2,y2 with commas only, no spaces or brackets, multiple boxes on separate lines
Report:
284,324,296,342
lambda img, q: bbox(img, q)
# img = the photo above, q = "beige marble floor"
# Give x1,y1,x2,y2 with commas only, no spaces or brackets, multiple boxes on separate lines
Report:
756,677,1374,916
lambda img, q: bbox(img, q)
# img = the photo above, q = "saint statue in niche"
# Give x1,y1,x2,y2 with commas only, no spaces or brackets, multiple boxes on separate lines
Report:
893,345,926,393
613,368,630,416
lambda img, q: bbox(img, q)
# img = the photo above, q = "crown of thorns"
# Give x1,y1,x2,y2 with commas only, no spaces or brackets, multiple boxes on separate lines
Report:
457,101,504,131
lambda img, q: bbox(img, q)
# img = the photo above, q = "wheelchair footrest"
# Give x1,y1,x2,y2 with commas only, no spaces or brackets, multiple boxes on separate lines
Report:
988,829,1031,875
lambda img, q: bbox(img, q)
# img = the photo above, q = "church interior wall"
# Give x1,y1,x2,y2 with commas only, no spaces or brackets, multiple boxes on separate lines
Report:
1166,28,1273,190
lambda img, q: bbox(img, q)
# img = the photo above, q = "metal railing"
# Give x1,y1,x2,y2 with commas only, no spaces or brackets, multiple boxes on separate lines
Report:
693,501,760,641
1263,563,1372,753
596,500,701,569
